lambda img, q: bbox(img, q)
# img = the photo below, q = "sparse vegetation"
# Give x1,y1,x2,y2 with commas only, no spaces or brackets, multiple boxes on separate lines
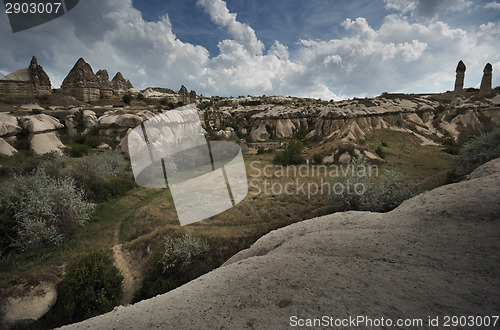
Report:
122,93,133,104
273,140,305,165
0,170,95,253
335,159,420,212
456,127,500,174
38,251,123,328
313,153,323,164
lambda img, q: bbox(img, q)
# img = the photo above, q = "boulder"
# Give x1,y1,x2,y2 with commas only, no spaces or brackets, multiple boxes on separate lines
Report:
250,123,271,141
0,112,22,137
19,114,64,134
0,137,17,156
338,151,351,164
29,132,65,155
98,110,154,129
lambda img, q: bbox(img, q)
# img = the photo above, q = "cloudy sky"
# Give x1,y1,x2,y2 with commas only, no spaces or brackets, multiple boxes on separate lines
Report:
1,0,499,100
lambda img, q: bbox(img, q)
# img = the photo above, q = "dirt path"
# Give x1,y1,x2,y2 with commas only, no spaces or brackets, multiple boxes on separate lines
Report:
112,229,142,305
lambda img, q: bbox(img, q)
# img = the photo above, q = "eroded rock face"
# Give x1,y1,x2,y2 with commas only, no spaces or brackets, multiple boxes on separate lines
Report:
479,63,493,96
60,159,500,330
65,109,98,136
454,60,466,95
29,132,65,155
0,112,22,137
61,58,100,102
96,70,114,98
19,114,64,134
112,72,134,96
0,56,51,97
98,110,155,138
0,137,17,156
17,114,65,155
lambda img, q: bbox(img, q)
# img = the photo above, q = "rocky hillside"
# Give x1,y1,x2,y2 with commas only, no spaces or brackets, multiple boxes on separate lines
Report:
61,158,500,329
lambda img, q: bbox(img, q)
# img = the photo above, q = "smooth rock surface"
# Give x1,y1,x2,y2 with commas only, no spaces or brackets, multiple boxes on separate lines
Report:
0,112,22,137
29,132,65,155
20,114,64,134
0,137,17,156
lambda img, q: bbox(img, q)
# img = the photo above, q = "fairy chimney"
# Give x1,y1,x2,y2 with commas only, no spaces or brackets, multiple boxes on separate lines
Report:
479,63,492,96
454,60,466,96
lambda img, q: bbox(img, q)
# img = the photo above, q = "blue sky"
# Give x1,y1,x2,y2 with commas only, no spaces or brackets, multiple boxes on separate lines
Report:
1,0,499,99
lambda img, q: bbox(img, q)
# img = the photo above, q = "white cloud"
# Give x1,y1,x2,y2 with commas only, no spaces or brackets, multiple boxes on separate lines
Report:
484,1,500,9
0,0,498,100
384,0,473,21
196,0,264,56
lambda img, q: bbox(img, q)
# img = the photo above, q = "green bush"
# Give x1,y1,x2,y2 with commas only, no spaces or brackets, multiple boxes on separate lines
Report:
135,232,212,302
67,142,91,157
41,251,123,327
273,140,304,165
442,137,460,155
122,93,133,104
90,177,136,202
257,146,266,155
313,153,323,164
39,150,131,201
375,144,386,159
335,159,419,212
456,127,500,174
1,170,95,252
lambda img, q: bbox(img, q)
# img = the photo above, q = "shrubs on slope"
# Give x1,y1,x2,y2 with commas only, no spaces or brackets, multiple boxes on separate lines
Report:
0,170,95,252
456,127,500,174
134,232,213,302
39,251,123,328
335,159,420,212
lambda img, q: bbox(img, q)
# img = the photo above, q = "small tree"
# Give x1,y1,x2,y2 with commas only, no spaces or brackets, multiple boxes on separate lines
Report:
273,140,305,165
122,93,133,104
313,153,323,164
42,251,123,327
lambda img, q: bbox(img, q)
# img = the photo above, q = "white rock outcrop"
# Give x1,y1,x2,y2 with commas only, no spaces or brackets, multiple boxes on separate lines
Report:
0,137,17,156
0,112,22,137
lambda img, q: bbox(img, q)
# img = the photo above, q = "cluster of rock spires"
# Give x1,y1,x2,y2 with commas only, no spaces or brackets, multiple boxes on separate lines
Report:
0,56,135,102
0,57,51,98
454,60,493,96
61,58,134,102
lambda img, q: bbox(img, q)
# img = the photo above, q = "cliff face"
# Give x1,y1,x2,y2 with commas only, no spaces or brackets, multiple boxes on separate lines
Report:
60,159,500,330
213,94,500,143
0,56,51,98
61,58,101,102
61,59,135,102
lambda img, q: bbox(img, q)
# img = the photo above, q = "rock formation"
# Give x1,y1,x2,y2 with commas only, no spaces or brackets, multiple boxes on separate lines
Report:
96,70,114,98
189,90,197,104
178,85,189,104
61,58,101,102
0,56,51,98
0,112,22,156
454,60,466,96
19,114,65,155
111,72,134,95
65,108,98,136
60,158,500,330
479,63,493,96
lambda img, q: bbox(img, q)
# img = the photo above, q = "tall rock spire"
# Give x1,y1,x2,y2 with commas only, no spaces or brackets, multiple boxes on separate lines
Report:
479,63,492,96
454,60,466,96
